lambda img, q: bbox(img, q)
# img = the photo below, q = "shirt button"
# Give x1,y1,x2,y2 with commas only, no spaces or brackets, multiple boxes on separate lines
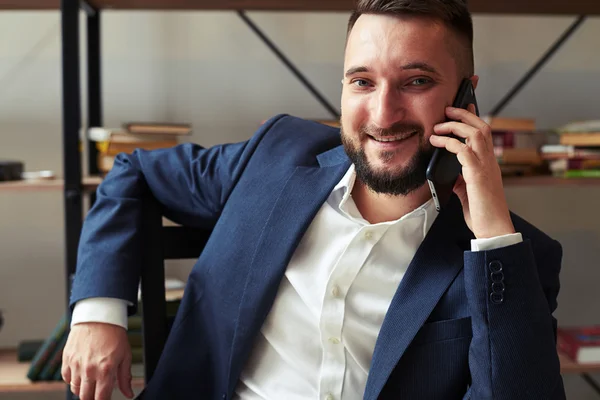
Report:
331,285,341,297
328,337,341,344
364,231,373,240
325,394,334,400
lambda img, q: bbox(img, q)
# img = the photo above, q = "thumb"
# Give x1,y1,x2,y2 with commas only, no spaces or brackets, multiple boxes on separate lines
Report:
117,355,134,399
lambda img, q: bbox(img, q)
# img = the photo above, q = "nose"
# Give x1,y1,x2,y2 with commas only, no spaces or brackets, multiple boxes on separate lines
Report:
370,84,406,129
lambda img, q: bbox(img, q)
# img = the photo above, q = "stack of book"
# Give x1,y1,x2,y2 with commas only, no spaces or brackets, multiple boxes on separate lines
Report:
484,116,547,177
23,284,184,382
557,325,600,364
543,120,600,178
89,122,192,175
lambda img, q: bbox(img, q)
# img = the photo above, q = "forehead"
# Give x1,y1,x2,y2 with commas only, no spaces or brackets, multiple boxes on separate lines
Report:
345,14,457,75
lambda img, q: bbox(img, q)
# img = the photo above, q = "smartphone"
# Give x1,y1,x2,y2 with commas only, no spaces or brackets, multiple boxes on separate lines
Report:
426,78,479,212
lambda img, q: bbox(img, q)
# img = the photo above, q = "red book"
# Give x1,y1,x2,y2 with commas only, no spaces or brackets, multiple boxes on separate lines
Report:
557,326,600,364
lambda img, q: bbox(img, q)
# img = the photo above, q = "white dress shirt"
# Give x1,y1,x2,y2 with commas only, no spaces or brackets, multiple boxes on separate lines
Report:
72,164,522,399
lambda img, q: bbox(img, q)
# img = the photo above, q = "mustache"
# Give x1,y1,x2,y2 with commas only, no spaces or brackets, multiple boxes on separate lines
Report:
359,122,425,138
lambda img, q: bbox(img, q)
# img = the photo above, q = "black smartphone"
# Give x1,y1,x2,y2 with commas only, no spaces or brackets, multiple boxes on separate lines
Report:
426,78,479,212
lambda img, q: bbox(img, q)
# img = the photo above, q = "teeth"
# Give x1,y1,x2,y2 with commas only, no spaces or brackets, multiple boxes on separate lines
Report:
373,132,414,142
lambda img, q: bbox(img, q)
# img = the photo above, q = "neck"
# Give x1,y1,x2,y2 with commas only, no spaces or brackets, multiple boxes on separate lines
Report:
351,180,432,224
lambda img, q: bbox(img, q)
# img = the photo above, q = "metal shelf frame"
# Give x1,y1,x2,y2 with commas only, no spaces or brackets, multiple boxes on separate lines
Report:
3,0,597,397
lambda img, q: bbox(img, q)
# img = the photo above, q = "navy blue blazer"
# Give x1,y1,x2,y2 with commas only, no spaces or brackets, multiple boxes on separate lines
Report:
71,114,565,399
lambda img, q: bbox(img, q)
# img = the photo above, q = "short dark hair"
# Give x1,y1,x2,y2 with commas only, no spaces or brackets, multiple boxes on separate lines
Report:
347,0,474,76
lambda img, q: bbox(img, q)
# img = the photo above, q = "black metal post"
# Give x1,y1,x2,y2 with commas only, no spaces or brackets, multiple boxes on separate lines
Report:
581,373,600,396
489,15,586,117
237,11,340,120
87,5,102,203
61,0,82,398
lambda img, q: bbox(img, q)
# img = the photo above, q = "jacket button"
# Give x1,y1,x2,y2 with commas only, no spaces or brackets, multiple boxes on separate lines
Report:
490,292,504,304
222,394,227,400
489,260,503,273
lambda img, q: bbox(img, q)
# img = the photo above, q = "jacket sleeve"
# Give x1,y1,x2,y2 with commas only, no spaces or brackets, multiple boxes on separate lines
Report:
69,115,287,312
462,238,565,400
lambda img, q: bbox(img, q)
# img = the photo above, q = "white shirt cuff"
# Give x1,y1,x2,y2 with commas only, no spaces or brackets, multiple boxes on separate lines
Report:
470,232,523,251
71,297,129,330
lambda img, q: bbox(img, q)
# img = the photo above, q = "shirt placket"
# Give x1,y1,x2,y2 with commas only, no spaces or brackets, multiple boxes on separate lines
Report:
318,225,385,400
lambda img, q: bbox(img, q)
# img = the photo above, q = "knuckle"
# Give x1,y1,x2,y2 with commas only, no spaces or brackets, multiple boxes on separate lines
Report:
98,360,115,377
84,364,97,378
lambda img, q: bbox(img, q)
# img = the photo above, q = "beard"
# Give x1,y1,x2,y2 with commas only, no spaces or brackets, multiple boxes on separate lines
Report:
341,121,435,196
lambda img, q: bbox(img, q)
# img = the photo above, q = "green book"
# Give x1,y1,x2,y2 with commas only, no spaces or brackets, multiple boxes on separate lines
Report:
17,340,44,362
27,313,68,381
38,331,68,381
564,169,600,178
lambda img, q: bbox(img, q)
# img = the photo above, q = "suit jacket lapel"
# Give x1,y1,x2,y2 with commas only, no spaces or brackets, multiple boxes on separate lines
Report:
227,155,350,396
364,195,474,400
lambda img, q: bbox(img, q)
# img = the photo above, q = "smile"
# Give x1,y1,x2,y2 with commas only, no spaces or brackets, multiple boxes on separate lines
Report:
370,132,417,142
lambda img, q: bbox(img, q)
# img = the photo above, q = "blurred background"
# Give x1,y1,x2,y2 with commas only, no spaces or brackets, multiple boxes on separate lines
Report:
0,5,599,400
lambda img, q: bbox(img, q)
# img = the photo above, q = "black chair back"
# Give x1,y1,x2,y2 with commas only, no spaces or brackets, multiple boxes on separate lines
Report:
140,198,211,383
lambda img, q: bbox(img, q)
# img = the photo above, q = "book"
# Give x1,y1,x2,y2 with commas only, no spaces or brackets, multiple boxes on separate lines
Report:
17,339,44,362
27,313,68,381
124,122,191,136
38,330,68,381
557,326,600,363
559,132,600,147
563,169,600,178
482,116,536,132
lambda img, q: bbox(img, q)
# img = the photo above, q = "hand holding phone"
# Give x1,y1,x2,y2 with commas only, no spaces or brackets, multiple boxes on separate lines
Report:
426,79,479,212
426,80,516,239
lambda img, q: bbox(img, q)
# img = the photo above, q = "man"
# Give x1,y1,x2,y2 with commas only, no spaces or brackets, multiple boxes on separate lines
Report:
62,0,565,399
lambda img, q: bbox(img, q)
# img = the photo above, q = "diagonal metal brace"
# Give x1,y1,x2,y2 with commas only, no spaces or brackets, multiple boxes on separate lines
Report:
237,11,341,120
79,0,98,16
489,15,586,117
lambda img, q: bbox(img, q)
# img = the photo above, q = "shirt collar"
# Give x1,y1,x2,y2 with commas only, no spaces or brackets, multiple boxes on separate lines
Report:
331,164,439,228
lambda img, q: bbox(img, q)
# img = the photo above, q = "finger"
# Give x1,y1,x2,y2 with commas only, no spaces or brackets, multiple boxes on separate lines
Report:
79,376,96,400
69,361,82,397
95,373,116,400
444,106,493,151
433,121,488,155
61,362,71,385
429,135,481,165
445,105,487,131
118,355,134,399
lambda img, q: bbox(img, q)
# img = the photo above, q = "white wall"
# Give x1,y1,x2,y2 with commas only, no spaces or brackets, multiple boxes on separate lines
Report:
0,10,599,399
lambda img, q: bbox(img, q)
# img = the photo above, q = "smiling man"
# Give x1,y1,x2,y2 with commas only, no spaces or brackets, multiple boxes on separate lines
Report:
62,1,565,399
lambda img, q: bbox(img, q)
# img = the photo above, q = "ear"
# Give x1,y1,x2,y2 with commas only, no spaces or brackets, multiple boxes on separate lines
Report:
470,75,480,90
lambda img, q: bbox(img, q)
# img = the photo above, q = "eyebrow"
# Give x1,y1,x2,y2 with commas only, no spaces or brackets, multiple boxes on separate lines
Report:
344,62,439,78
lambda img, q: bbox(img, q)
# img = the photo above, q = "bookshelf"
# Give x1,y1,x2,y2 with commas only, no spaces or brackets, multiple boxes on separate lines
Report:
0,176,102,192
2,0,600,398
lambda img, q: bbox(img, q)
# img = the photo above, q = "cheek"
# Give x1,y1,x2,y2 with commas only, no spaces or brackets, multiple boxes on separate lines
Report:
411,93,448,132
341,91,369,130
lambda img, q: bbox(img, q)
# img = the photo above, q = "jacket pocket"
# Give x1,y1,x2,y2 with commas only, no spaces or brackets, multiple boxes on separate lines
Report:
412,316,472,346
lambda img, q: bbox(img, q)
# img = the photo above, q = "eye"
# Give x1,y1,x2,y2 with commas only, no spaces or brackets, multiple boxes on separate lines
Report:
352,79,371,88
411,77,432,86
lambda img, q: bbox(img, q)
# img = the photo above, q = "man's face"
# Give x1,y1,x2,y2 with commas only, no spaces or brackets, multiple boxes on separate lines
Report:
341,14,463,196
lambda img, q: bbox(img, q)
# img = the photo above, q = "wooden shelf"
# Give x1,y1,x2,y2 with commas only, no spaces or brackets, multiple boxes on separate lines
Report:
0,176,102,192
0,175,596,193
559,352,600,374
502,175,600,187
0,349,144,393
1,0,600,14
0,347,596,393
